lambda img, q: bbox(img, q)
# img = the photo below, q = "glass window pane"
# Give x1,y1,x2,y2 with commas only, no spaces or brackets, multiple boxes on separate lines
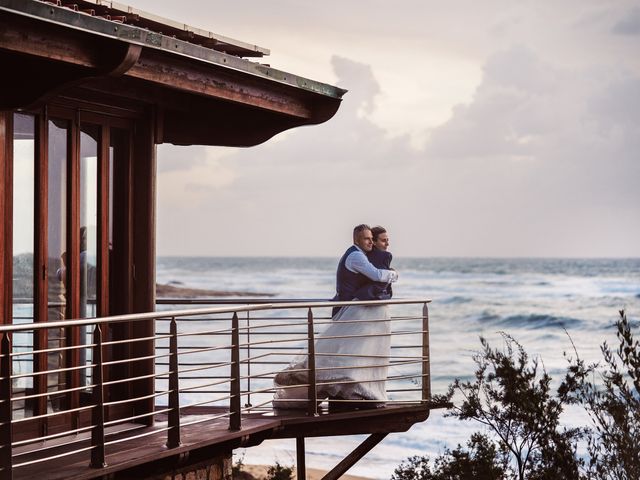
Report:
12,113,35,417
13,115,35,315
108,128,128,251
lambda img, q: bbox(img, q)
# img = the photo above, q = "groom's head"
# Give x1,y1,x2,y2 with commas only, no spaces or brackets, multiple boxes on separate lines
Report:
353,224,373,252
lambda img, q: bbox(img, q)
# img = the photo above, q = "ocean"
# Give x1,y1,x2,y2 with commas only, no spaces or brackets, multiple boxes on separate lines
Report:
156,256,640,479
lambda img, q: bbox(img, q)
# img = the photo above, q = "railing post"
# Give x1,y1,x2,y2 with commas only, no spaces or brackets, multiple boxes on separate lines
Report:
422,303,431,402
306,308,318,416
244,311,252,409
0,333,13,480
90,325,106,468
167,317,181,448
229,312,241,431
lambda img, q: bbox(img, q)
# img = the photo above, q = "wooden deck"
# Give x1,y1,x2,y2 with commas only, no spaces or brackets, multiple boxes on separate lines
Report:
12,403,436,480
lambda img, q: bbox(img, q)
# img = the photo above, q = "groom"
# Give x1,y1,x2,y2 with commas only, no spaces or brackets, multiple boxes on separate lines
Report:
332,224,398,316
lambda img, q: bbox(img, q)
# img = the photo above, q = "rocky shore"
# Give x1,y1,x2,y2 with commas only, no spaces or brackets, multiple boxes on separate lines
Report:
156,283,275,298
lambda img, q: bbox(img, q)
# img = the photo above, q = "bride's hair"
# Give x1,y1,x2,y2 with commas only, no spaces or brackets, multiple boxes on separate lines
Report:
371,225,387,241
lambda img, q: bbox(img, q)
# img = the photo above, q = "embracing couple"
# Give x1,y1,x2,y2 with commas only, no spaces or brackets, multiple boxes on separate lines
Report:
332,223,397,317
273,224,398,411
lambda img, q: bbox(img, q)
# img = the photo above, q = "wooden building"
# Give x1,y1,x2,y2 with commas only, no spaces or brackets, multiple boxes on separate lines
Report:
0,1,438,479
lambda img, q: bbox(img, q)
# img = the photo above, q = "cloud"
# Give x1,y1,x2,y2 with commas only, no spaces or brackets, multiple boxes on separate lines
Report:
157,43,640,257
419,45,640,255
424,46,568,161
589,74,640,128
331,56,380,116
156,56,426,256
157,146,237,210
612,7,640,35
156,145,209,173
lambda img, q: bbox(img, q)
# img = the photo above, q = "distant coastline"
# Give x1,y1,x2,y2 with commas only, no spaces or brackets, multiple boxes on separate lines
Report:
156,282,275,298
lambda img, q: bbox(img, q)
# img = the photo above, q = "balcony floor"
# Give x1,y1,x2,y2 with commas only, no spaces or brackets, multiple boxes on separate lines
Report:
12,403,439,480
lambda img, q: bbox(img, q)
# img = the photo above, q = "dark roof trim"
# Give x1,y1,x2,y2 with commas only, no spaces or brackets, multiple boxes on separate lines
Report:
0,0,347,100
78,0,271,58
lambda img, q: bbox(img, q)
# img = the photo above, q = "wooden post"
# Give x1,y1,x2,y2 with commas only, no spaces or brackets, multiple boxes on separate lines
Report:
422,303,431,402
33,111,48,427
229,312,241,431
0,113,11,479
130,116,156,425
90,325,106,468
0,112,11,479
166,317,181,448
296,437,306,480
0,333,13,480
0,111,13,330
96,124,110,319
306,308,318,416
321,433,388,480
68,111,81,425
108,127,133,403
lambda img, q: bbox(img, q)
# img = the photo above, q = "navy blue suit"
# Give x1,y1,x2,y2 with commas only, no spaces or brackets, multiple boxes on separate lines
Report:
353,247,393,301
332,245,371,316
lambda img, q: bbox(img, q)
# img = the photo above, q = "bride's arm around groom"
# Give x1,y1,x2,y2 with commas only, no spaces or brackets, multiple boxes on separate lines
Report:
332,224,397,316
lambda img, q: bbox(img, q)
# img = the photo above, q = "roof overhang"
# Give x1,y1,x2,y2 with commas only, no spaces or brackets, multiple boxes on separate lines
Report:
0,0,347,146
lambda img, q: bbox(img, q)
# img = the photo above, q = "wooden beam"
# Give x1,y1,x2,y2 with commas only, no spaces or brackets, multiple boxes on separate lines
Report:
0,111,12,328
129,50,313,119
0,11,339,121
131,115,155,314
108,126,134,404
34,110,49,423
0,118,13,467
273,406,430,439
321,433,388,480
0,12,100,68
68,111,81,414
0,13,143,110
130,114,156,424
296,437,306,480
97,125,110,318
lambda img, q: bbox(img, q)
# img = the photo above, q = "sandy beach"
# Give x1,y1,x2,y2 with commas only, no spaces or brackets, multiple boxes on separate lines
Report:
240,464,374,480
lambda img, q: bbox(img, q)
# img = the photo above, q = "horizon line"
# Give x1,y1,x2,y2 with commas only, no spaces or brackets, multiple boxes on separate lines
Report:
155,254,640,260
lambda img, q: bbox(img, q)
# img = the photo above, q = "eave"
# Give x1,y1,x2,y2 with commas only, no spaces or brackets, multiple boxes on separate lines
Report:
0,0,347,146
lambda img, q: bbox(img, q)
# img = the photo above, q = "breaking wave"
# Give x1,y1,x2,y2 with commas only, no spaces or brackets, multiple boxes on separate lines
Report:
477,312,583,330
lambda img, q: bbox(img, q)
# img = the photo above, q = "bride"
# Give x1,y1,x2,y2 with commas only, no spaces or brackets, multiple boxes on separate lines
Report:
273,225,396,410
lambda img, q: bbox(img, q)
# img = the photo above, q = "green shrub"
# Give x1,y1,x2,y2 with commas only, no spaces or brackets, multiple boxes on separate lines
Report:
392,433,507,480
563,310,640,480
394,310,640,480
266,460,294,480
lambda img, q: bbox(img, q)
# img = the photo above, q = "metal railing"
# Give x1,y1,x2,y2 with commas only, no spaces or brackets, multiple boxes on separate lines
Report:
1,298,431,477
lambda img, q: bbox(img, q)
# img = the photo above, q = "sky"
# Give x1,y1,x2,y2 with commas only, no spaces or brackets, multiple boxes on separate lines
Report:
127,0,640,258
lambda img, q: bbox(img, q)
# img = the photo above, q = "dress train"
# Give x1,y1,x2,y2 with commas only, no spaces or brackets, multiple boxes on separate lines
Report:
273,304,390,409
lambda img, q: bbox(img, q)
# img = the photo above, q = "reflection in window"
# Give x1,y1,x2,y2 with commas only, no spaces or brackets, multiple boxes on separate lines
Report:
48,118,69,410
80,125,98,319
12,113,35,418
109,128,128,253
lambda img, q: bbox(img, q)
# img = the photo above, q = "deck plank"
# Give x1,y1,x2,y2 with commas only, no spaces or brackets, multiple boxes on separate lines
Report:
12,404,433,479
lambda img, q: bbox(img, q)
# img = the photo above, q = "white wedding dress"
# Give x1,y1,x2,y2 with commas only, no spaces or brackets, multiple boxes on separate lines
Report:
273,304,391,409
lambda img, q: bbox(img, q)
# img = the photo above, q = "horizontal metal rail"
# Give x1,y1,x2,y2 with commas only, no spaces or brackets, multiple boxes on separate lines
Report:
0,297,431,476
